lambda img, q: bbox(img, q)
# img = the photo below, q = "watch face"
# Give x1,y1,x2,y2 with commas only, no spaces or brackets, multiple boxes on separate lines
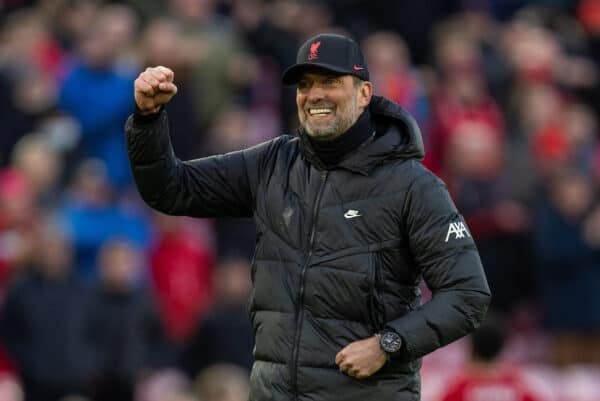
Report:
381,331,402,353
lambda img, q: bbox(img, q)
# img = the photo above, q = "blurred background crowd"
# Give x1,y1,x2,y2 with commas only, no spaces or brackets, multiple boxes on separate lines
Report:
0,0,599,400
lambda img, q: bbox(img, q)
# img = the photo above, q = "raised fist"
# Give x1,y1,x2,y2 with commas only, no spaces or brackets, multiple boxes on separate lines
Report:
134,66,178,115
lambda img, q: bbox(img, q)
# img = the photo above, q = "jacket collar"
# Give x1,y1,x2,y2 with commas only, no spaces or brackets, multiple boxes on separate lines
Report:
298,95,425,175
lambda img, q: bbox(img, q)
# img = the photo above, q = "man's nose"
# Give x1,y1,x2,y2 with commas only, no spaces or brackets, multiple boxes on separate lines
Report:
306,85,326,102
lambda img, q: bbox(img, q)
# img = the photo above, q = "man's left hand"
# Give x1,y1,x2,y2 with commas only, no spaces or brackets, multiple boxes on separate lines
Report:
335,336,387,379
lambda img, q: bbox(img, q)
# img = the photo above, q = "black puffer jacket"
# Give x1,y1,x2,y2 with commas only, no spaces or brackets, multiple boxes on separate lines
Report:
126,96,491,401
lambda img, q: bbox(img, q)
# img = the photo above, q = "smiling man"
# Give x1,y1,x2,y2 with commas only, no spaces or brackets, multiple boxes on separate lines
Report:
296,69,370,136
126,33,491,401
297,72,365,139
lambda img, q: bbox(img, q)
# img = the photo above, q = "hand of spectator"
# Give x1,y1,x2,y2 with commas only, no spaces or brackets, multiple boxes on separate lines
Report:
335,336,387,379
134,66,178,115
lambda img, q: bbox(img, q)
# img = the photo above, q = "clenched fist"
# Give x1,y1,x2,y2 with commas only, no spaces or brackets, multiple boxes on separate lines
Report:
335,336,387,379
134,66,178,115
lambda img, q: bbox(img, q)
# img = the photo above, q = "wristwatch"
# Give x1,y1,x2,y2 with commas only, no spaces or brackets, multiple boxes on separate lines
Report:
377,331,403,357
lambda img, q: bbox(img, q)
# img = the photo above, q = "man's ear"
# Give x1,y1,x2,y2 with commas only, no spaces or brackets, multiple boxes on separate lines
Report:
358,81,373,109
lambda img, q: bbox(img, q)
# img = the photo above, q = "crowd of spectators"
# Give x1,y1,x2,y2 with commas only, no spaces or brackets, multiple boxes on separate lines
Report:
0,0,599,400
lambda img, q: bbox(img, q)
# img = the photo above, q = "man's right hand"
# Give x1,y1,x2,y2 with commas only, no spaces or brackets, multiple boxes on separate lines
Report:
134,66,178,115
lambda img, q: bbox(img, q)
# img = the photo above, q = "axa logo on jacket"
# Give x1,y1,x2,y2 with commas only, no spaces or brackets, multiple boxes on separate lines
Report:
445,221,471,242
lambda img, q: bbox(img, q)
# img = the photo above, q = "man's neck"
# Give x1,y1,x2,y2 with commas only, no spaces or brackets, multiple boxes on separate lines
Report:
307,109,375,168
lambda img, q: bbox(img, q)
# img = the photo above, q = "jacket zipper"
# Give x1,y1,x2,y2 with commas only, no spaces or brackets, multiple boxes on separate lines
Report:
369,252,385,331
291,170,328,400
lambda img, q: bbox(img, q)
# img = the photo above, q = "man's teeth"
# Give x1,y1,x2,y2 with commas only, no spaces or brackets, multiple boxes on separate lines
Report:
309,108,333,115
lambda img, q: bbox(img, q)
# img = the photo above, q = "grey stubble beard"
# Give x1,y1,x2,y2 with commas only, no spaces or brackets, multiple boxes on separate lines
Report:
301,95,359,141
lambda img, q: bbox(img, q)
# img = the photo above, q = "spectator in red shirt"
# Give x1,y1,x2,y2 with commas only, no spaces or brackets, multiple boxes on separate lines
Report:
441,316,540,401
150,213,215,344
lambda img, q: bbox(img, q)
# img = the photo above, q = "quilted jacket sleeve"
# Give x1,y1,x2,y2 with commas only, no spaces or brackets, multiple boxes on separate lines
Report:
125,110,271,218
386,164,491,361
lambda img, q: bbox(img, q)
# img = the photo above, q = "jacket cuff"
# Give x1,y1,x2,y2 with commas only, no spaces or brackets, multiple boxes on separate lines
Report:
133,105,164,124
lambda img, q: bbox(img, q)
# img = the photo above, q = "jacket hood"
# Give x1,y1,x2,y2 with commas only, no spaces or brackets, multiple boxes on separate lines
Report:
298,95,425,175
369,95,425,161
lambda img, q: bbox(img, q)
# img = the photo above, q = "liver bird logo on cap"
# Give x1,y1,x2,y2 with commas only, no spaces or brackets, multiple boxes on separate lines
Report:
308,41,321,60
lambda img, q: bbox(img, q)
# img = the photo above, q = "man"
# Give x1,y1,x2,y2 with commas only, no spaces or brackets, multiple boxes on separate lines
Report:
441,316,541,401
0,222,93,401
86,239,169,401
126,33,491,401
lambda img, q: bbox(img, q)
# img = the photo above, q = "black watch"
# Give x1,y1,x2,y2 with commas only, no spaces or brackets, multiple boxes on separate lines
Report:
378,331,403,356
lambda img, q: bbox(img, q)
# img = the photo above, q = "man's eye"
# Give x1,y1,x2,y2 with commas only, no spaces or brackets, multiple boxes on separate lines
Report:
325,78,338,85
298,81,310,90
